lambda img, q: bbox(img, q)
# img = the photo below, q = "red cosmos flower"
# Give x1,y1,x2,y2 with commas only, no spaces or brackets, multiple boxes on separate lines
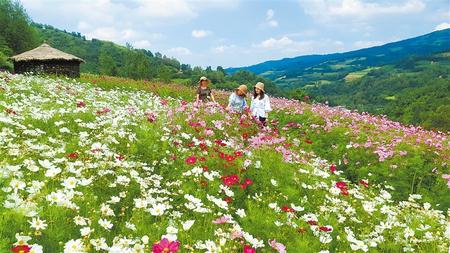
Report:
243,245,256,253
185,156,197,165
116,154,125,161
199,143,208,150
239,183,248,189
187,142,196,148
242,133,249,139
281,205,296,213
359,180,369,188
202,165,209,171
76,101,86,107
152,238,180,253
67,152,79,159
234,151,243,157
305,139,313,144
225,155,235,162
223,197,233,203
330,164,337,174
96,107,110,115
11,245,32,253
319,226,333,232
5,108,17,115
307,220,318,226
199,157,206,162
181,101,188,106
336,181,347,189
221,174,239,187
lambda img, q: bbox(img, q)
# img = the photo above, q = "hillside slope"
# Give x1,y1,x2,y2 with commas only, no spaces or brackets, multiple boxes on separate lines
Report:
1,72,448,252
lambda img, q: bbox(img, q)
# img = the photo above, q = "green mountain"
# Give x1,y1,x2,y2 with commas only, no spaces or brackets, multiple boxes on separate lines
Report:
227,29,450,131
226,29,450,89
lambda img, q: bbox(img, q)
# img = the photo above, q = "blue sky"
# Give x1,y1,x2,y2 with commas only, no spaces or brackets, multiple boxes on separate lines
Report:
21,0,450,68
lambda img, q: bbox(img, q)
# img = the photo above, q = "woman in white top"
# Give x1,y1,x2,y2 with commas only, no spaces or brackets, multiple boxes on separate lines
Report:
226,84,248,113
250,82,271,126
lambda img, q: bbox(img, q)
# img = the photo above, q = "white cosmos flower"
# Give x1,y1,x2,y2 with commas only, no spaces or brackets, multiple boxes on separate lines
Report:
74,216,88,226
149,203,166,216
14,233,32,246
64,239,87,253
182,220,195,231
90,238,108,251
80,227,93,236
29,217,47,230
62,177,78,189
29,244,44,253
98,218,113,230
166,225,178,234
236,209,246,218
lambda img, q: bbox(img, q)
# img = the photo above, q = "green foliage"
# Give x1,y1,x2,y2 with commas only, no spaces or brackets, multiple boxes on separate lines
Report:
308,52,450,131
0,0,39,56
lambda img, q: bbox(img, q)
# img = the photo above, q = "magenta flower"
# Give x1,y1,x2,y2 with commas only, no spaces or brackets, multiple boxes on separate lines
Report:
152,238,180,253
243,245,256,253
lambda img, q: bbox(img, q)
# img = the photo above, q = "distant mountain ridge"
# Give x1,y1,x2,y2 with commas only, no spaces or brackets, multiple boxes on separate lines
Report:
226,29,450,88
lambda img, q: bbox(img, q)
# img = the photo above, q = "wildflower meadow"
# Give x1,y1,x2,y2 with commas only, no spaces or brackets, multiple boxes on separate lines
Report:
1,72,449,252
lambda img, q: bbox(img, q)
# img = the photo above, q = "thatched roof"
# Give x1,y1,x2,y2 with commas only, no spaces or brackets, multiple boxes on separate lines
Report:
10,43,85,63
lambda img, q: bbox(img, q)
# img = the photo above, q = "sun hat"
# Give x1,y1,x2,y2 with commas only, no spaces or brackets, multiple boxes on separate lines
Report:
198,76,210,84
236,84,248,94
255,82,265,92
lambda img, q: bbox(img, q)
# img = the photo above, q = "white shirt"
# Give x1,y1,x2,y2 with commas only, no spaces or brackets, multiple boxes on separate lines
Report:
250,95,272,118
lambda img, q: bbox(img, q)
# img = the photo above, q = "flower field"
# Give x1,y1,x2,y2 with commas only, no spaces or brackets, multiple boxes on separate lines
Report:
0,72,449,252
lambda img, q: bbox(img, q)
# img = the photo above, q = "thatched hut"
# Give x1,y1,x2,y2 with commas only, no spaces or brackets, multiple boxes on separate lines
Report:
10,43,85,78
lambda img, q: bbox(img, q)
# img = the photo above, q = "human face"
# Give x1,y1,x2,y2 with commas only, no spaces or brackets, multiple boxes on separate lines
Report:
200,80,208,87
237,89,245,96
255,87,262,94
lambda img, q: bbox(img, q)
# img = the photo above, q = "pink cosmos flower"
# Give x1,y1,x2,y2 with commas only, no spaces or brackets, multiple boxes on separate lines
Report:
152,238,180,253
212,216,230,224
268,239,286,253
442,174,450,188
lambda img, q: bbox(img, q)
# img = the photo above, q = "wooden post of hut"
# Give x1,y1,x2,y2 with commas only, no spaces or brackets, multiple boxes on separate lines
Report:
10,43,85,78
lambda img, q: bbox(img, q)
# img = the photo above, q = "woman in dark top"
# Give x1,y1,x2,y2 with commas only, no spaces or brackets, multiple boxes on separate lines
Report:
196,76,216,103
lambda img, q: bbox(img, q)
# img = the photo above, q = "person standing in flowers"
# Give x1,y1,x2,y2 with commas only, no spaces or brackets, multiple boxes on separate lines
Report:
196,76,216,104
250,82,272,126
226,84,248,113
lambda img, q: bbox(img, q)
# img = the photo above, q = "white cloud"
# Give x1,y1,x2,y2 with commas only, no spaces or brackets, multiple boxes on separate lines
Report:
434,22,450,31
255,36,294,49
268,20,279,28
136,0,197,19
212,44,236,54
264,8,278,28
192,30,212,38
133,40,152,49
167,47,192,55
299,0,425,21
266,9,275,20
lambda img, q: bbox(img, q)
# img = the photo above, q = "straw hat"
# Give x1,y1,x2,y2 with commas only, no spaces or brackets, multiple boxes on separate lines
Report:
236,84,248,94
198,76,210,84
255,82,265,92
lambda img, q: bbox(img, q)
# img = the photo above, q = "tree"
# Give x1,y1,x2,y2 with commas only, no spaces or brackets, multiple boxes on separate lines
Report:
0,0,39,55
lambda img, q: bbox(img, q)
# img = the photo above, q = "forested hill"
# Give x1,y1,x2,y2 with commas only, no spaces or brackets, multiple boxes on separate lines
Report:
226,29,450,83
0,0,279,94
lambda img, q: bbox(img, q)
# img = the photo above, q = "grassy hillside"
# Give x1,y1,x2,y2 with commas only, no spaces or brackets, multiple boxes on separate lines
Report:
1,72,449,252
